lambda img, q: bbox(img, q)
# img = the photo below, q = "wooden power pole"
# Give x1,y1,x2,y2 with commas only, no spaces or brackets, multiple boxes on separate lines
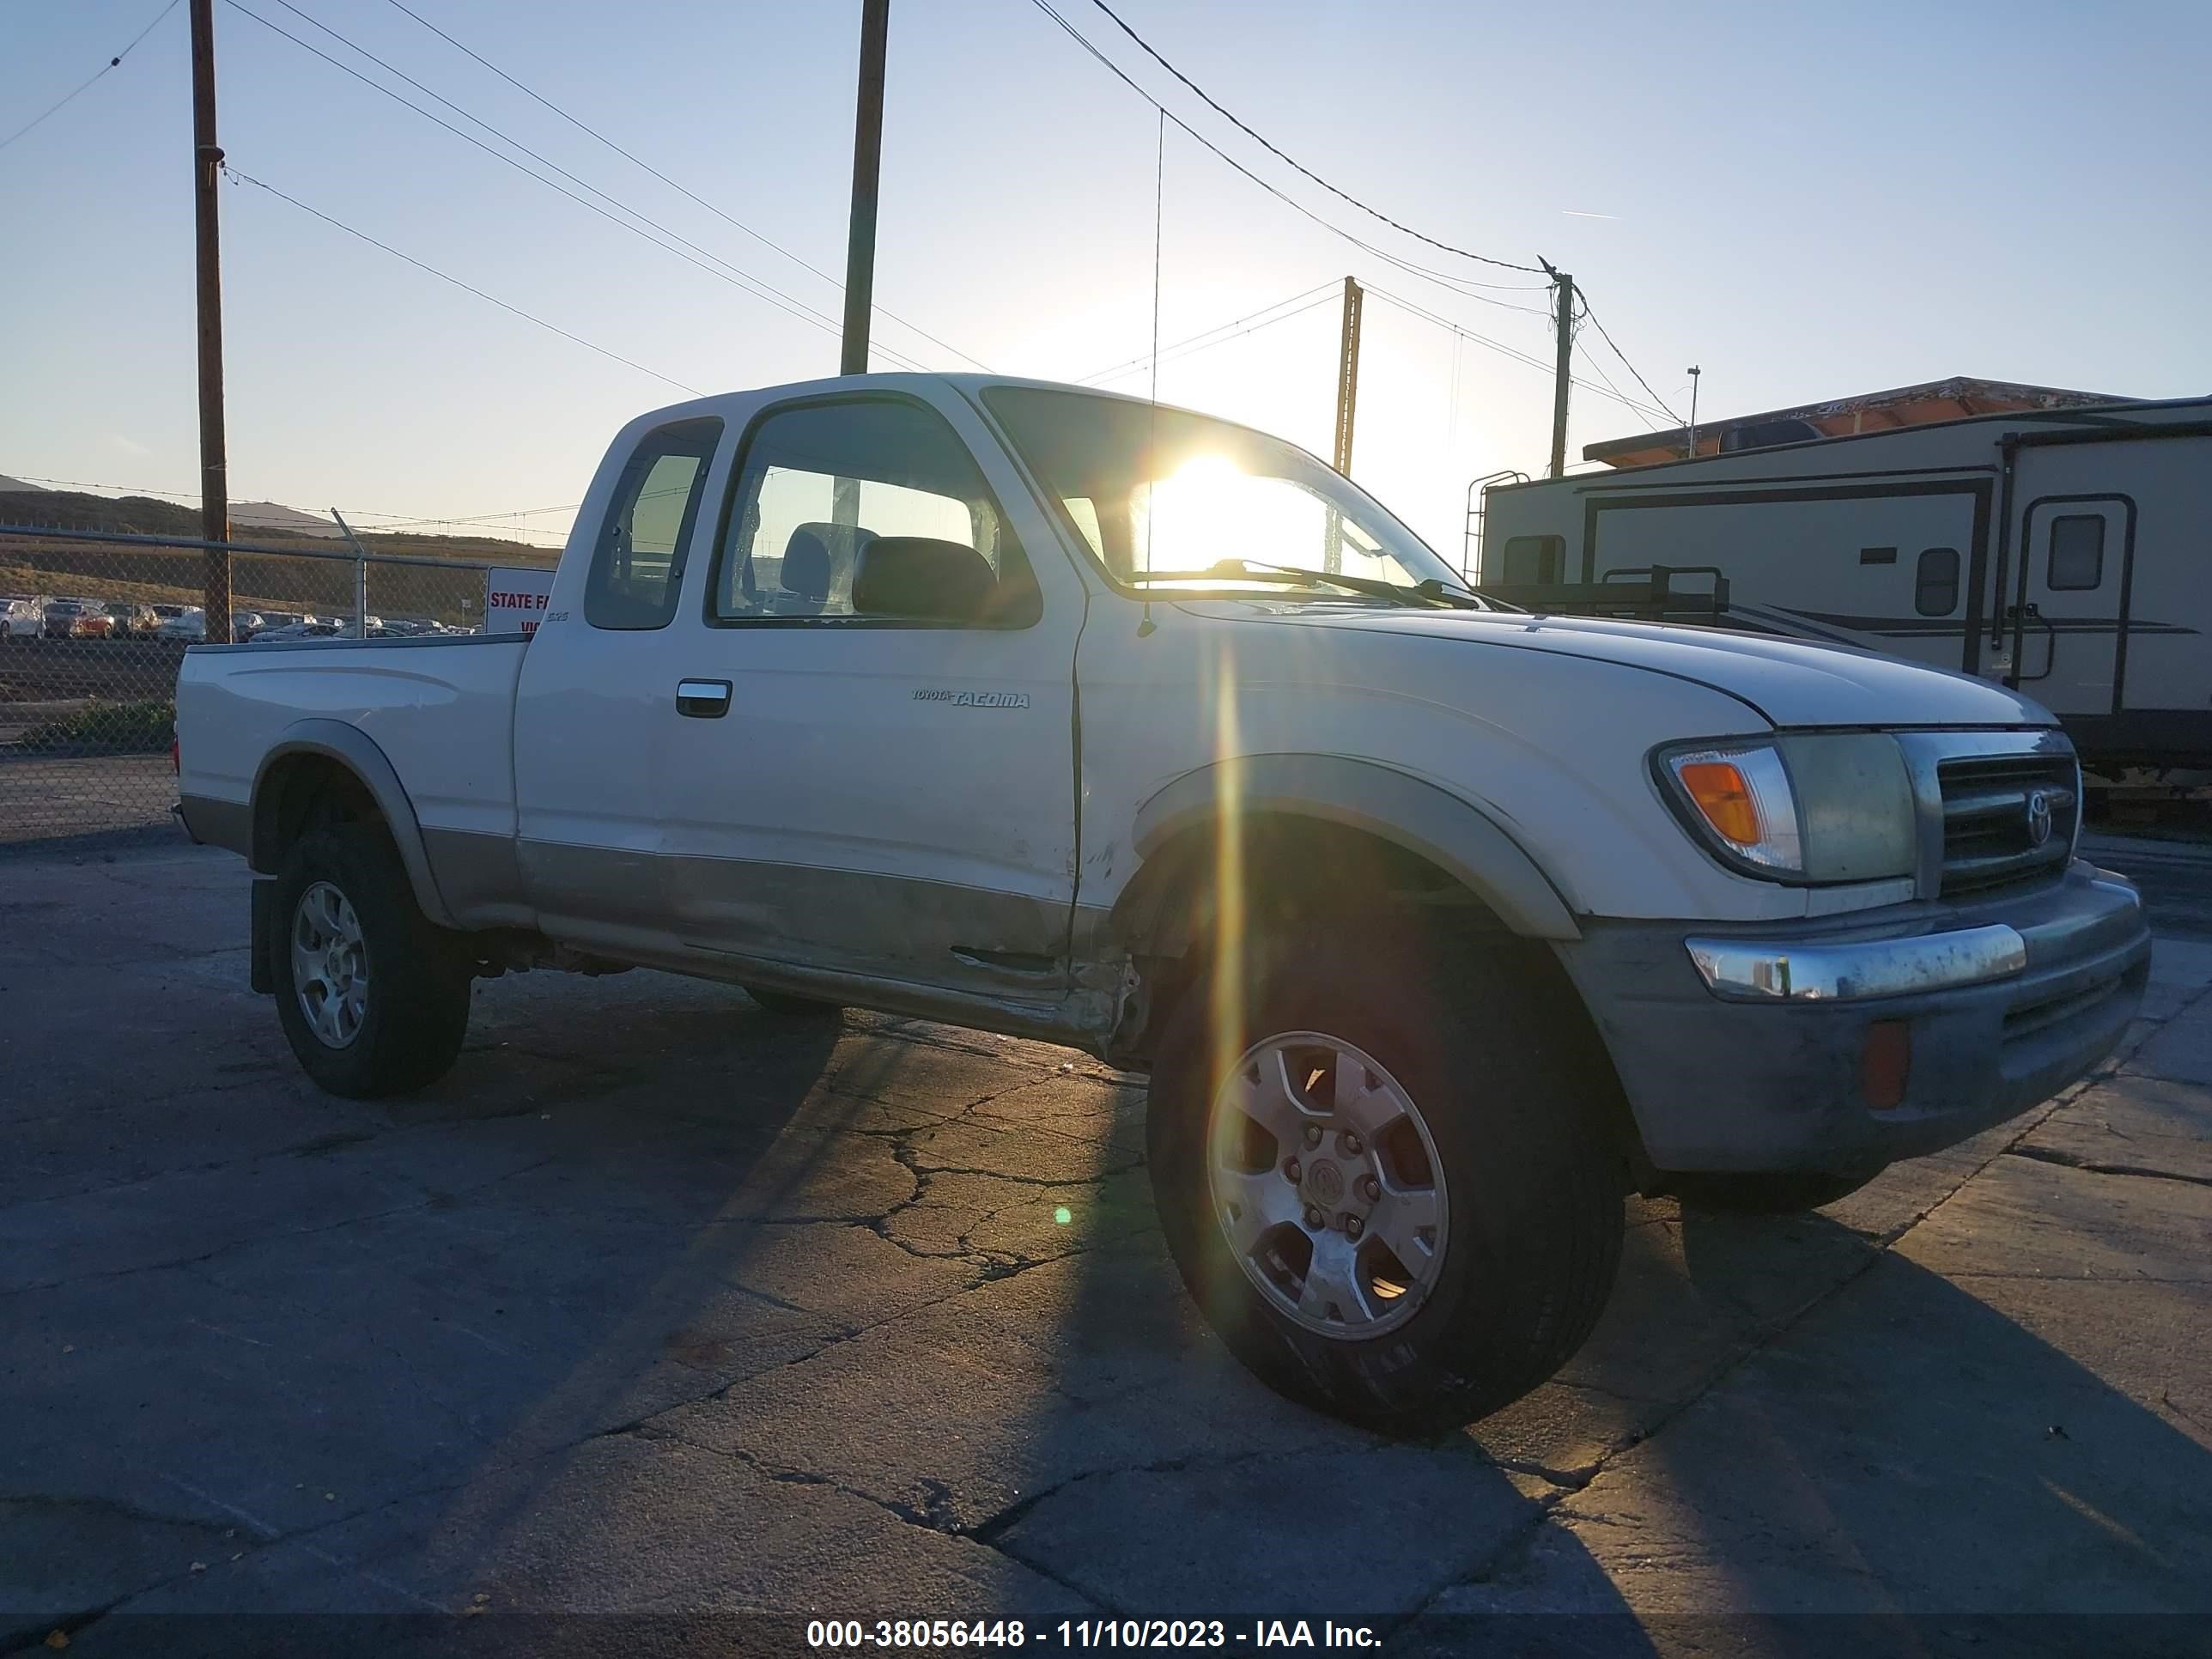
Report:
1547,270,1574,479
1332,276,1364,476
189,0,230,646
1322,276,1363,574
839,0,890,377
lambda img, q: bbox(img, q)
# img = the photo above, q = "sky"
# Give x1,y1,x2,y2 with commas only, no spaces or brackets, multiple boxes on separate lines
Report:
4,0,2209,561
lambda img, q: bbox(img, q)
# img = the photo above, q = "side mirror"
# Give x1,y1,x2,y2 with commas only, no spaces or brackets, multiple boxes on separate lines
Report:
851,536,996,623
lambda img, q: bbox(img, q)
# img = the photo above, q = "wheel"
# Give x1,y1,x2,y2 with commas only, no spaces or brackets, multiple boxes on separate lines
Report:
741,984,844,1019
270,823,472,1097
1668,1170,1878,1214
1147,933,1626,1437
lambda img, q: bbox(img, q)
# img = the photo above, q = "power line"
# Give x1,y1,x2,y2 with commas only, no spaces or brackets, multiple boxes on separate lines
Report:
0,0,181,155
1075,281,1337,383
1572,341,1662,434
224,165,705,396
375,0,991,374
1097,291,1338,386
1079,0,1547,277
1572,291,1684,425
1023,0,1552,313
1363,283,1672,421
222,0,933,372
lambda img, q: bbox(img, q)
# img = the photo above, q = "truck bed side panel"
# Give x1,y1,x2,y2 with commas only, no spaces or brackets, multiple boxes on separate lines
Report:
177,636,530,920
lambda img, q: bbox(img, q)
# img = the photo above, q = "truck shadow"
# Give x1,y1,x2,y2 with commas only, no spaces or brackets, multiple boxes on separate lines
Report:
96,966,2202,1650
1422,1195,2212,1650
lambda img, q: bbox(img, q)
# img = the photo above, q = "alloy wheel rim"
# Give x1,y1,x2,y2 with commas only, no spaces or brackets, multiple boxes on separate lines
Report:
1206,1030,1450,1340
291,880,369,1049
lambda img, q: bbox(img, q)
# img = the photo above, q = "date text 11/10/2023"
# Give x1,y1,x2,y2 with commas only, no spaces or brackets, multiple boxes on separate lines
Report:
805,1619,1381,1649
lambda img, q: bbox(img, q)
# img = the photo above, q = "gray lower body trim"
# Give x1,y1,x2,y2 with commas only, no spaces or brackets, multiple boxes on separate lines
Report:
422,827,534,928
661,851,1068,988
179,793,251,858
512,837,1099,1038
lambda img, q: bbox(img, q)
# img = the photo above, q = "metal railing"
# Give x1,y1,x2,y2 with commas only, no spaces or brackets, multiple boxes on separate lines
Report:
0,524,553,848
1474,563,1733,625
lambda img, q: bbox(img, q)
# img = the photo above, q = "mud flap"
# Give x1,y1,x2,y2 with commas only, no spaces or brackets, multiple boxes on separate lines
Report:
249,877,274,994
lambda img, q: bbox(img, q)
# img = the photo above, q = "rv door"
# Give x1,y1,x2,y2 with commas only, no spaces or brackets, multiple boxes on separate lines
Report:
2013,495,2129,714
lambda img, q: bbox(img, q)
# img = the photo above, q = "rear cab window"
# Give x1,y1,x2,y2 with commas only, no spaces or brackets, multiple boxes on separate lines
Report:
584,417,724,630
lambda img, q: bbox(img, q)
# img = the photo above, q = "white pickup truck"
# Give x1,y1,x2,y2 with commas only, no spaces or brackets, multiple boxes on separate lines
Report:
177,374,2151,1434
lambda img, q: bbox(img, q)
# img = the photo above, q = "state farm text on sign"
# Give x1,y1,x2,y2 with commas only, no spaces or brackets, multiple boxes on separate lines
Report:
485,566,556,637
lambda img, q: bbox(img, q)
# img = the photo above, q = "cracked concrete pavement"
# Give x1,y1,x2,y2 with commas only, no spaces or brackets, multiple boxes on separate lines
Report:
4,837,2210,1656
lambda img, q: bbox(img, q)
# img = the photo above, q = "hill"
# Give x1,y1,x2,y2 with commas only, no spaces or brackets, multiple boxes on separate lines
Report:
0,489,561,563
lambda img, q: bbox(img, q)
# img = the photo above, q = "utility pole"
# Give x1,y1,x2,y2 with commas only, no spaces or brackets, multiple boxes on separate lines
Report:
1332,276,1363,476
1547,270,1574,479
839,0,890,377
189,0,231,646
1686,365,1702,460
1325,276,1363,574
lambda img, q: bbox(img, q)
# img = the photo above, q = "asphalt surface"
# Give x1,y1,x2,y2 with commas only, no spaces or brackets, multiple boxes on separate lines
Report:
4,839,2210,1658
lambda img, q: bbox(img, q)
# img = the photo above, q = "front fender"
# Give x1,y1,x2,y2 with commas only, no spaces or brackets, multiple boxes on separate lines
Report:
1115,752,1580,945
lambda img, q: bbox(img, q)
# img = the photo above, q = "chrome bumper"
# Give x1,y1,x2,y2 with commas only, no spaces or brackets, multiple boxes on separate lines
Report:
1685,923,2029,1002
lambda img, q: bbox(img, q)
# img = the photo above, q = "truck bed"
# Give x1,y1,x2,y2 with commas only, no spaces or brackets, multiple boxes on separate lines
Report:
177,635,529,844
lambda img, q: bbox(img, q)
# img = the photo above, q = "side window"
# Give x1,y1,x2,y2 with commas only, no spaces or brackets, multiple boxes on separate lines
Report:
2048,514,2104,590
584,418,723,630
1499,533,1564,585
1914,547,1960,617
711,398,1037,626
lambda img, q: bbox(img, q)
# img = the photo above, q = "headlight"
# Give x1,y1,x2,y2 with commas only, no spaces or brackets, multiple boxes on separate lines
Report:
1655,734,1915,884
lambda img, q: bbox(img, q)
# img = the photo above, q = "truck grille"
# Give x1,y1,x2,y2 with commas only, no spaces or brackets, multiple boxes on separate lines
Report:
1937,754,2078,897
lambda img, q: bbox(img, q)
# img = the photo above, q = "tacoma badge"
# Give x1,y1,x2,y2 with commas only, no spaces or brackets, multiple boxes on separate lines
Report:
914,689,1030,709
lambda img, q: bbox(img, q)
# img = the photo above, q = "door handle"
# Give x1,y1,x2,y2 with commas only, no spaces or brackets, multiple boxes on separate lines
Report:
676,678,732,718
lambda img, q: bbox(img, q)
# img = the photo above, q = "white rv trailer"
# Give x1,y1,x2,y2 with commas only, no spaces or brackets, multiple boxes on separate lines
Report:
1478,394,2212,776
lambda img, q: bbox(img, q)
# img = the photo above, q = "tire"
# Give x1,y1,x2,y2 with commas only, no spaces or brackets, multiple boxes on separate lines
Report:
740,984,844,1019
1147,931,1626,1437
1668,1169,1878,1214
270,823,472,1098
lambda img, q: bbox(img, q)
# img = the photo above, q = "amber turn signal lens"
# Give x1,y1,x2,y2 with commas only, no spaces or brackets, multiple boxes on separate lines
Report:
1677,761,1761,846
1861,1019,1911,1112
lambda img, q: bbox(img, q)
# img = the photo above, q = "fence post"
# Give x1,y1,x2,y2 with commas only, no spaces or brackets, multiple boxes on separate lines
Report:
331,510,368,637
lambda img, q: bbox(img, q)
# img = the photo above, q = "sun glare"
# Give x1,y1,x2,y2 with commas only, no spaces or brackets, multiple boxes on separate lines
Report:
1132,453,1394,581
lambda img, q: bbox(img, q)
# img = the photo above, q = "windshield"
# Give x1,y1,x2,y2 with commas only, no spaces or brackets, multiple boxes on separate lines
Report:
983,386,1464,598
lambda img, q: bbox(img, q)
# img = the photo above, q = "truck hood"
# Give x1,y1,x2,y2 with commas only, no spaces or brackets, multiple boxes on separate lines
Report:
1179,600,2054,731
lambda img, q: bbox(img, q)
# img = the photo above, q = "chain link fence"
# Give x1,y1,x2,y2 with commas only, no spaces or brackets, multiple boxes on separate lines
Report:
0,524,555,849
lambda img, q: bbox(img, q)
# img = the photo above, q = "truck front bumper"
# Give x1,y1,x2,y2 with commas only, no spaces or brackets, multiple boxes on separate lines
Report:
1554,862,2151,1176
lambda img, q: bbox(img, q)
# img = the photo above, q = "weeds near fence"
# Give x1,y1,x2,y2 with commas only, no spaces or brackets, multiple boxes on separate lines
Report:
18,698,176,754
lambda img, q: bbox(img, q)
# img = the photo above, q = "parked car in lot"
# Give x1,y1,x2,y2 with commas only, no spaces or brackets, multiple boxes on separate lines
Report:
176,373,2152,1437
155,605,209,642
43,599,112,638
2,596,45,640
230,611,267,642
250,619,343,645
107,602,161,640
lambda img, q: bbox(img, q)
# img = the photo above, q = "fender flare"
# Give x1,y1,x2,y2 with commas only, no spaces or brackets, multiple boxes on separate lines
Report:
251,719,456,928
1115,753,1581,946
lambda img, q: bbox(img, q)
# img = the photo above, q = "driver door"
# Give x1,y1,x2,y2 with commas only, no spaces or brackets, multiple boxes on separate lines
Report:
653,390,1085,1004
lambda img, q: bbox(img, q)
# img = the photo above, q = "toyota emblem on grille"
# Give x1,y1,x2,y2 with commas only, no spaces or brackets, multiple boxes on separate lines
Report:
2024,787,2055,847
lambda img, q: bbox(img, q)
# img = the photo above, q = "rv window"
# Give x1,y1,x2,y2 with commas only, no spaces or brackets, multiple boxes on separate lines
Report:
1915,548,1960,617
1500,533,1564,585
1859,546,1898,565
2048,515,2104,590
